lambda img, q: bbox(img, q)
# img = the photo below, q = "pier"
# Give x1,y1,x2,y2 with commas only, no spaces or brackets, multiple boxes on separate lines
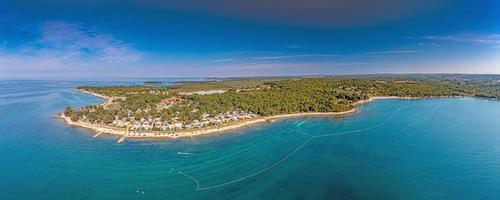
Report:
92,132,102,138
117,136,127,143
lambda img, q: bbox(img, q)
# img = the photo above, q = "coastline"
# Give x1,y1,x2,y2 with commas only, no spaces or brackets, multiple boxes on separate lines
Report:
59,108,358,140
76,89,110,100
58,92,425,141
353,96,422,105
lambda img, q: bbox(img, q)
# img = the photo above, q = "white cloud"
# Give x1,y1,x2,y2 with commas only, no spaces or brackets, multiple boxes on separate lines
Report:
39,21,141,63
364,50,418,54
423,33,500,47
252,54,338,60
210,58,234,63
0,21,142,74
284,44,302,49
418,42,440,47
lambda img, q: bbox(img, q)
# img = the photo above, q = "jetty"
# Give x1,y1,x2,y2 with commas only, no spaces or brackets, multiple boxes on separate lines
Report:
93,132,102,138
117,136,127,143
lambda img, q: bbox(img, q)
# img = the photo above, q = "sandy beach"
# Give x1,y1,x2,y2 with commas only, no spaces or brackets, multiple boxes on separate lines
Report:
353,96,422,105
76,89,110,100
59,92,423,141
59,109,357,141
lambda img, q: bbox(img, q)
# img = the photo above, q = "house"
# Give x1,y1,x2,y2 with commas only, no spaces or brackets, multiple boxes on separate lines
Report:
141,123,151,130
193,120,203,128
213,118,222,124
174,122,183,129
193,119,203,128
113,120,126,127
163,123,175,130
131,123,141,131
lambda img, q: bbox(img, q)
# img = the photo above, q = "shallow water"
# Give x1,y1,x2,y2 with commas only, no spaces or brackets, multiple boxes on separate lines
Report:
1,80,499,200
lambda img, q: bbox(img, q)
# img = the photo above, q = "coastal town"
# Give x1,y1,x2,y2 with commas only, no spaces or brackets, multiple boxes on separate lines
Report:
112,109,258,135
63,88,263,139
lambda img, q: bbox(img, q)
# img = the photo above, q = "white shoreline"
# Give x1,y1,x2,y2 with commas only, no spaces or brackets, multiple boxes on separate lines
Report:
76,89,110,100
59,109,358,141
59,91,437,141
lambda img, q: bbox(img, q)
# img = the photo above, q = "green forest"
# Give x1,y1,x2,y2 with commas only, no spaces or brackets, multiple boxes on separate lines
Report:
66,75,499,127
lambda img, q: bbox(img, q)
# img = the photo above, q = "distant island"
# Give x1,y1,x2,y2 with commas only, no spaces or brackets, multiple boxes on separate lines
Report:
143,81,163,85
60,74,499,142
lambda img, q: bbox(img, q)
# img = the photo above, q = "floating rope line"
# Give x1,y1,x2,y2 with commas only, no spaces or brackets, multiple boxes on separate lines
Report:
193,126,292,165
176,137,313,191
309,106,404,138
176,106,406,191
176,170,201,190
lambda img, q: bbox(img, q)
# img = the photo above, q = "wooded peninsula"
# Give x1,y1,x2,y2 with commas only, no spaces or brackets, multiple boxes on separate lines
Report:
61,74,499,140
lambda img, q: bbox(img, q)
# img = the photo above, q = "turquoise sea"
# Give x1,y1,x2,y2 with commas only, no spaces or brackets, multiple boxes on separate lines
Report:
1,80,499,200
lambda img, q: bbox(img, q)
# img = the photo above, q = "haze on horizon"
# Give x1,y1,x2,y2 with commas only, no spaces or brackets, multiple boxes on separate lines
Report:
0,0,499,79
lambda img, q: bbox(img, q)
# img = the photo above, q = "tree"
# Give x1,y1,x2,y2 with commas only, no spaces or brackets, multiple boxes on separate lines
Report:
64,106,73,116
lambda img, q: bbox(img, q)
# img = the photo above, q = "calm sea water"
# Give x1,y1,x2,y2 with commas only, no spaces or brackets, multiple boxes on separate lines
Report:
1,80,499,200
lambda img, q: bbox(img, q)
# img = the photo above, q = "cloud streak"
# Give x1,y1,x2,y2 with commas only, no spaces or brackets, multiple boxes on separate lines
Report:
423,33,500,47
364,50,418,54
252,54,338,60
284,45,302,49
210,58,234,63
0,21,142,73
38,21,141,63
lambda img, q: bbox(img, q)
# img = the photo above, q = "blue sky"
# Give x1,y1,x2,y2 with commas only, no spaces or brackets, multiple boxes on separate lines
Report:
1,0,499,79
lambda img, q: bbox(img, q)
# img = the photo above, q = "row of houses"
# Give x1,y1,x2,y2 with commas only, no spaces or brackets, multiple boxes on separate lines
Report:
111,110,258,132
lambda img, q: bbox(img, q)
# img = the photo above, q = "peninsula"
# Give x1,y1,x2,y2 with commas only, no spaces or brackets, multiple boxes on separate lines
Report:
61,75,500,142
